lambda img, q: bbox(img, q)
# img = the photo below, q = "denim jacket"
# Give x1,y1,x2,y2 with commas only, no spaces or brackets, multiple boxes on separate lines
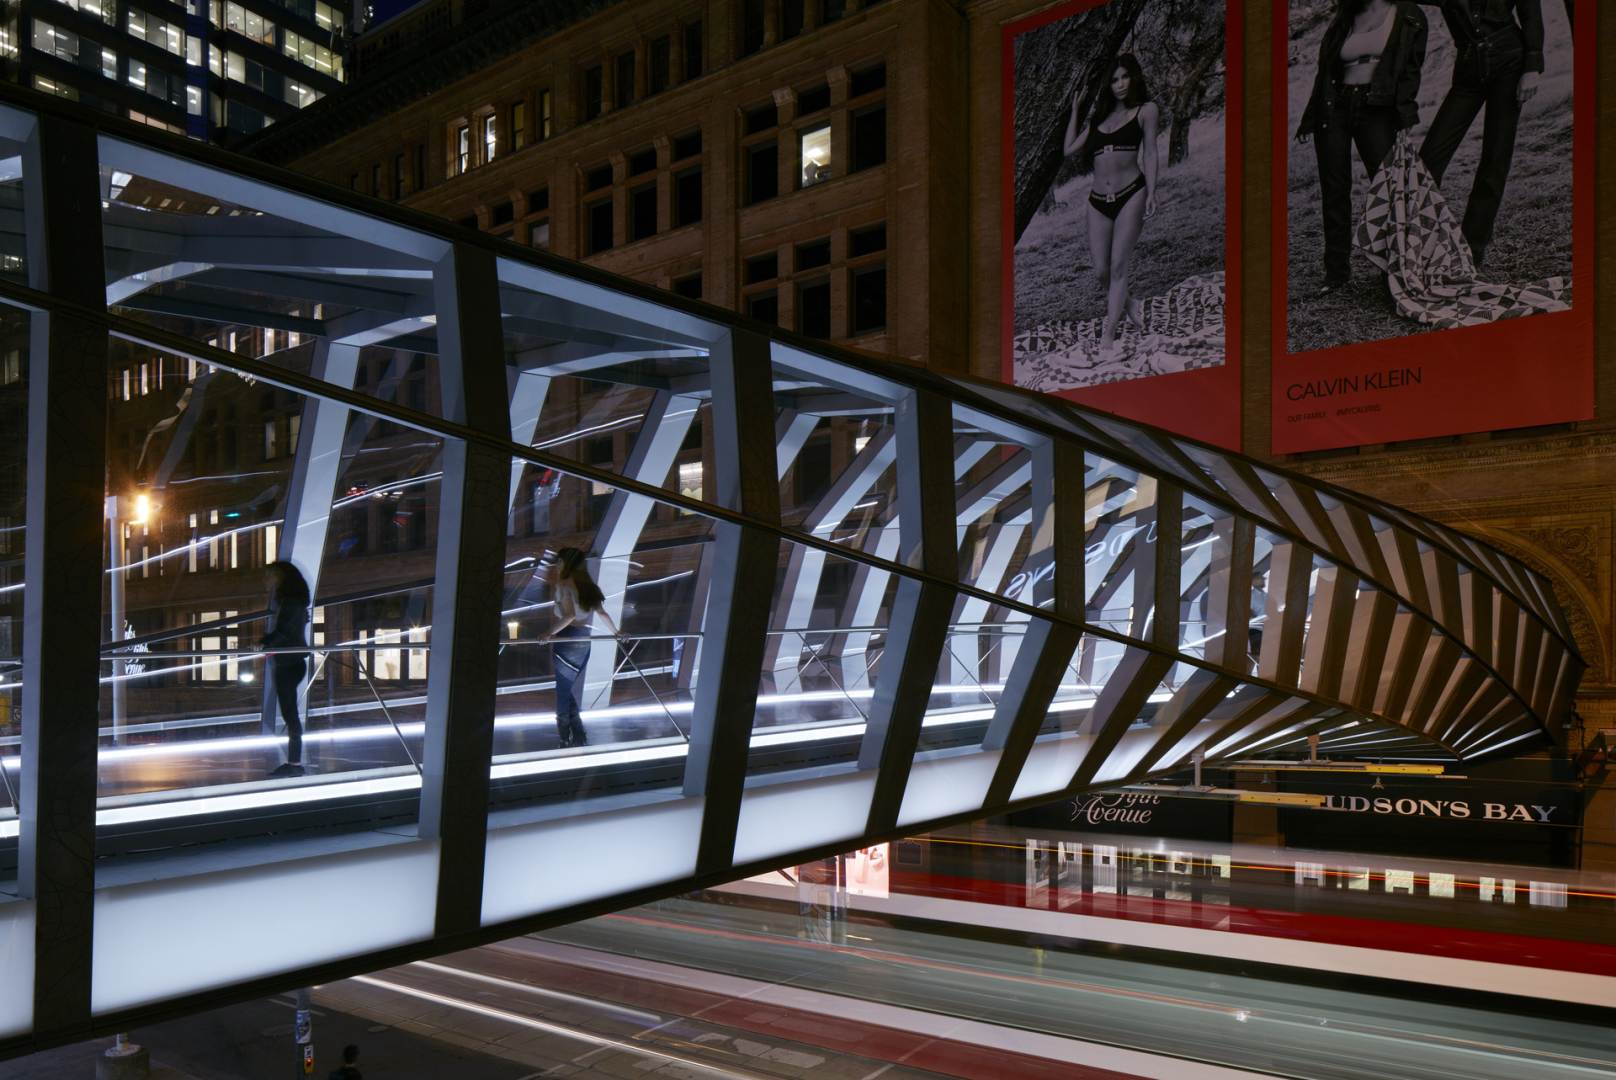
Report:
1415,0,1544,73
1297,3,1429,137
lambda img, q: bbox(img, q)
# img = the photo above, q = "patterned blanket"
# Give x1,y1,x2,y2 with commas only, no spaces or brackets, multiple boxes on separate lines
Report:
1356,134,1571,329
1013,271,1226,393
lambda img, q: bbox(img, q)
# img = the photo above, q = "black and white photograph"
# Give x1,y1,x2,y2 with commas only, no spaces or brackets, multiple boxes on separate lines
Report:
1008,0,1230,394
1284,0,1576,354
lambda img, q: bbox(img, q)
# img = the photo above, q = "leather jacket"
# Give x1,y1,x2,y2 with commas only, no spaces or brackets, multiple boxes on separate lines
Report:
1297,3,1429,137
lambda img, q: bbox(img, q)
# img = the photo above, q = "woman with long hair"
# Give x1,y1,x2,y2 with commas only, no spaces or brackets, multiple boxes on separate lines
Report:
1063,53,1159,353
540,547,619,749
262,560,312,778
1295,0,1428,295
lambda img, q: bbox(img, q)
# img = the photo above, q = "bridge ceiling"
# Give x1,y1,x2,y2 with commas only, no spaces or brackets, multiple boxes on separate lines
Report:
0,91,1584,1055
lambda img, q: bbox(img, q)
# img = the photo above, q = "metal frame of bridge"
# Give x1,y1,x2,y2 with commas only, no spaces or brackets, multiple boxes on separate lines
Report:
0,84,1583,1055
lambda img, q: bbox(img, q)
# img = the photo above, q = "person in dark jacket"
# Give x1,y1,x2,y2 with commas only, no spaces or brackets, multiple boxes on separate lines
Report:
1296,0,1429,294
1416,0,1544,268
263,560,312,778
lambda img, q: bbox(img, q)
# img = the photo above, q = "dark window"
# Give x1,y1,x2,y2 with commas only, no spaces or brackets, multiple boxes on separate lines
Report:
585,163,614,191
674,167,702,225
798,83,830,115
744,102,777,135
614,50,635,109
823,0,845,21
745,142,777,204
852,266,886,333
673,130,702,160
511,100,527,150
393,153,406,199
528,187,549,213
672,273,702,299
349,172,359,190
628,147,657,176
629,183,657,241
583,65,603,121
747,291,778,325
850,222,887,256
782,0,804,40
745,253,778,284
797,279,831,338
371,163,382,196
649,36,670,94
413,144,425,189
684,21,703,80
795,239,830,271
587,199,613,253
852,106,886,171
491,200,514,226
457,215,477,229
740,0,765,56
851,63,887,98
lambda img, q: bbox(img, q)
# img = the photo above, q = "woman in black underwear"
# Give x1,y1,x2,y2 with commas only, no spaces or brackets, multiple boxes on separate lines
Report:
1064,54,1159,353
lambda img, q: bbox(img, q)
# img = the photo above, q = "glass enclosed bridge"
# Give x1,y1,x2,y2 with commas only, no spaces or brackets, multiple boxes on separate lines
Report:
0,86,1582,1057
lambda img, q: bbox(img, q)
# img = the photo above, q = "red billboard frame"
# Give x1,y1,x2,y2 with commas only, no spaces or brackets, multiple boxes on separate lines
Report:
1269,3,1595,454
1000,0,1244,450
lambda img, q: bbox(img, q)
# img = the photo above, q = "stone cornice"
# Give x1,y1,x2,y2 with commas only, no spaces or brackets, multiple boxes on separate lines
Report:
1283,426,1616,486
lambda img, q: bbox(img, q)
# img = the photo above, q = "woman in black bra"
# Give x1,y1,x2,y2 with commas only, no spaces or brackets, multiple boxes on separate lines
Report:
1064,54,1160,353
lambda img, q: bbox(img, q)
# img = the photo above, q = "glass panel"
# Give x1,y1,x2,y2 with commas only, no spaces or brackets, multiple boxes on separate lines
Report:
95,336,441,879
1247,525,1282,675
1179,494,1234,663
952,404,1049,607
746,537,899,782
496,263,716,501
773,354,903,564
0,305,27,890
98,149,455,418
1083,454,1157,636
490,461,709,816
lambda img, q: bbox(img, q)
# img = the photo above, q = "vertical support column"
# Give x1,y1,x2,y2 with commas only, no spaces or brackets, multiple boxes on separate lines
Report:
685,329,777,876
418,243,510,937
861,389,955,836
20,118,107,1039
585,391,700,704
984,441,1082,806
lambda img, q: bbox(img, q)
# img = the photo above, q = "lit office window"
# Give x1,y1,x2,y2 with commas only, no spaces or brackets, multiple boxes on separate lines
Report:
482,114,496,163
537,88,553,139
454,124,469,175
799,123,831,187
51,0,116,27
222,2,274,45
31,20,80,63
511,101,526,150
101,46,116,80
283,29,341,79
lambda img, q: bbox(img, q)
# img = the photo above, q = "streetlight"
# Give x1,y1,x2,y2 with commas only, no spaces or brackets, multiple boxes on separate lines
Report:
107,489,154,745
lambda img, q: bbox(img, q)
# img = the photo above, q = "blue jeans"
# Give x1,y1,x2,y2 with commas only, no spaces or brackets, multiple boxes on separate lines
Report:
552,629,591,746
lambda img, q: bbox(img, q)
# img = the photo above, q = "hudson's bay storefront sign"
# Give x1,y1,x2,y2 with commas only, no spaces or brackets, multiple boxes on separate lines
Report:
1280,758,1580,867
1319,796,1562,823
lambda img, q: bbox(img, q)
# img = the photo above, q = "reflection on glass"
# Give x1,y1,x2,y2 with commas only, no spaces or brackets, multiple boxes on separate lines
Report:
490,461,709,819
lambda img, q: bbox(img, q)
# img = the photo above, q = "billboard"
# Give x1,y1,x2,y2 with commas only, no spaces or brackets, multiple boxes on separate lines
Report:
1272,0,1593,452
1002,0,1242,448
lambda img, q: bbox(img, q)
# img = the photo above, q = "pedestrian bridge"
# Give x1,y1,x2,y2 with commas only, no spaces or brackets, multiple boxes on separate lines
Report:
0,85,1583,1055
